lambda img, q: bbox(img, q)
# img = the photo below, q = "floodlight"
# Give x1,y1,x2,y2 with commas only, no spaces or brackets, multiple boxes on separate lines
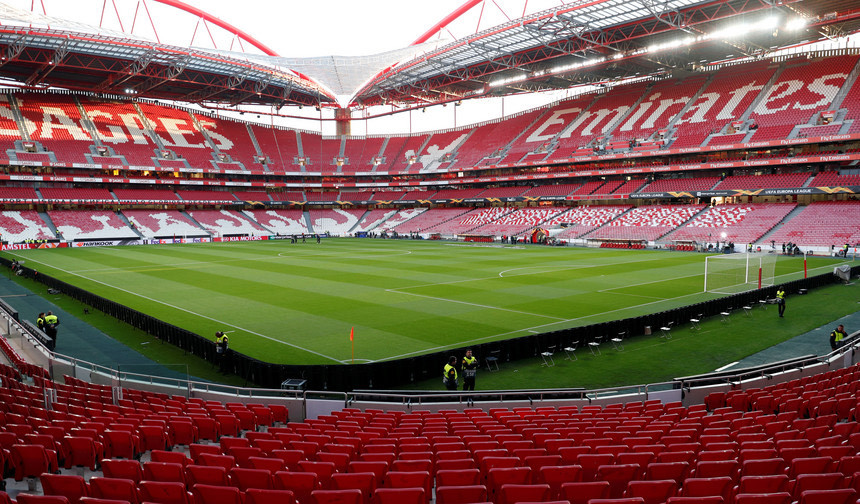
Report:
786,17,807,31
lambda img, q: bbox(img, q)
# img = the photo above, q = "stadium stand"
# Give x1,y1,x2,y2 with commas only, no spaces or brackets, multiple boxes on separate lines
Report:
0,210,55,241
747,56,859,142
0,187,40,203
611,76,708,145
714,173,812,190
112,189,181,203
192,114,265,171
137,102,218,169
639,177,721,193
15,93,93,164
468,207,571,236
410,131,469,173
554,205,632,239
388,208,469,234
301,132,343,172
765,200,860,247
664,203,797,246
122,210,208,238
308,209,365,235
421,207,513,235
450,110,544,169
671,60,777,149
585,204,704,241
176,190,238,202
39,188,115,203
549,81,652,159
500,95,595,164
373,209,428,233
79,98,159,167
352,210,396,232
48,210,138,240
186,210,268,236
232,191,272,202
249,125,299,172
244,210,309,235
342,137,385,172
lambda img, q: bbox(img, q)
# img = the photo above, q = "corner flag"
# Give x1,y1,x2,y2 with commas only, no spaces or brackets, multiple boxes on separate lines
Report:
350,327,354,341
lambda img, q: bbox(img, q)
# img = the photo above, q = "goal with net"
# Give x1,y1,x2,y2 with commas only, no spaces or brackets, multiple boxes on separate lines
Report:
704,253,777,294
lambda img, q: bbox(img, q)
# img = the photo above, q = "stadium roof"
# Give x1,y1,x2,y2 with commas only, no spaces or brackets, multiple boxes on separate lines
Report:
0,0,858,111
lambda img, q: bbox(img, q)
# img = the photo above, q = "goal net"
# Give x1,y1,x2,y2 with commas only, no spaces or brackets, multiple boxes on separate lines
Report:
704,253,777,294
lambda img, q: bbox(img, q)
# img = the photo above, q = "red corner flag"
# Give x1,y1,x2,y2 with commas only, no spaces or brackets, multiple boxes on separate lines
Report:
350,327,354,342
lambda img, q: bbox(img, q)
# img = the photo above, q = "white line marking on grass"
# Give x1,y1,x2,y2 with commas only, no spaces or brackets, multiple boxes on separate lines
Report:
384,289,568,321
374,287,711,362
7,252,344,363
716,361,739,372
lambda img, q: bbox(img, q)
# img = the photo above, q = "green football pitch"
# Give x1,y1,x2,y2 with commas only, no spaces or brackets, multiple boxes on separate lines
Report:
4,239,841,365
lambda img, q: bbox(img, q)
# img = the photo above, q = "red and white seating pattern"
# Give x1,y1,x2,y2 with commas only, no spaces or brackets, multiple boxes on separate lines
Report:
193,114,263,171
672,60,777,149
451,110,544,169
16,94,93,164
352,210,396,232
79,98,158,167
549,82,652,159
412,131,470,173
245,210,309,235
374,208,428,233
388,208,470,234
469,207,571,236
666,203,797,245
122,210,205,238
49,210,137,240
714,173,811,190
0,96,21,153
308,209,364,235
502,96,596,164
554,205,632,239
613,76,707,143
382,135,427,172
137,103,216,169
112,189,181,202
748,56,859,141
187,210,267,236
571,181,606,196
586,205,704,241
766,201,860,247
0,211,54,241
424,207,513,235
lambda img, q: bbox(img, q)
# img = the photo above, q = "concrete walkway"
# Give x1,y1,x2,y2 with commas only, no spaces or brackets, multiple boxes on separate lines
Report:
0,274,192,380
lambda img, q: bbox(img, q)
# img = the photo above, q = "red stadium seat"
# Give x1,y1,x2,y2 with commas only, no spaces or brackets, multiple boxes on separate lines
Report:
40,473,90,504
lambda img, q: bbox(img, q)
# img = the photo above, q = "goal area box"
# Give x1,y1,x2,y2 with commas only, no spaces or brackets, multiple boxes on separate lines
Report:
704,253,776,294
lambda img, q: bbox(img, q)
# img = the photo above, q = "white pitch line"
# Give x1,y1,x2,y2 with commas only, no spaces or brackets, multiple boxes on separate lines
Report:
384,289,568,321
7,252,344,363
716,361,739,372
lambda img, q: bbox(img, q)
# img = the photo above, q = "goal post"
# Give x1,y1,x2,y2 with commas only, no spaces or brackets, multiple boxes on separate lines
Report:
704,253,777,294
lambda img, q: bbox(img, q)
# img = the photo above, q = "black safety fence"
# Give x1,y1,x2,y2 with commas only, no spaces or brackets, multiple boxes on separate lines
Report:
3,255,855,391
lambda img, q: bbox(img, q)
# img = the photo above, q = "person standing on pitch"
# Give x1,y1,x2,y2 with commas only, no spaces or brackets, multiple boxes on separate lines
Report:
461,349,479,391
443,356,458,391
776,286,786,318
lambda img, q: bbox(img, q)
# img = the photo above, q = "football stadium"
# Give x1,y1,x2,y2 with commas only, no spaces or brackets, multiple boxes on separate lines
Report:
0,0,859,502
